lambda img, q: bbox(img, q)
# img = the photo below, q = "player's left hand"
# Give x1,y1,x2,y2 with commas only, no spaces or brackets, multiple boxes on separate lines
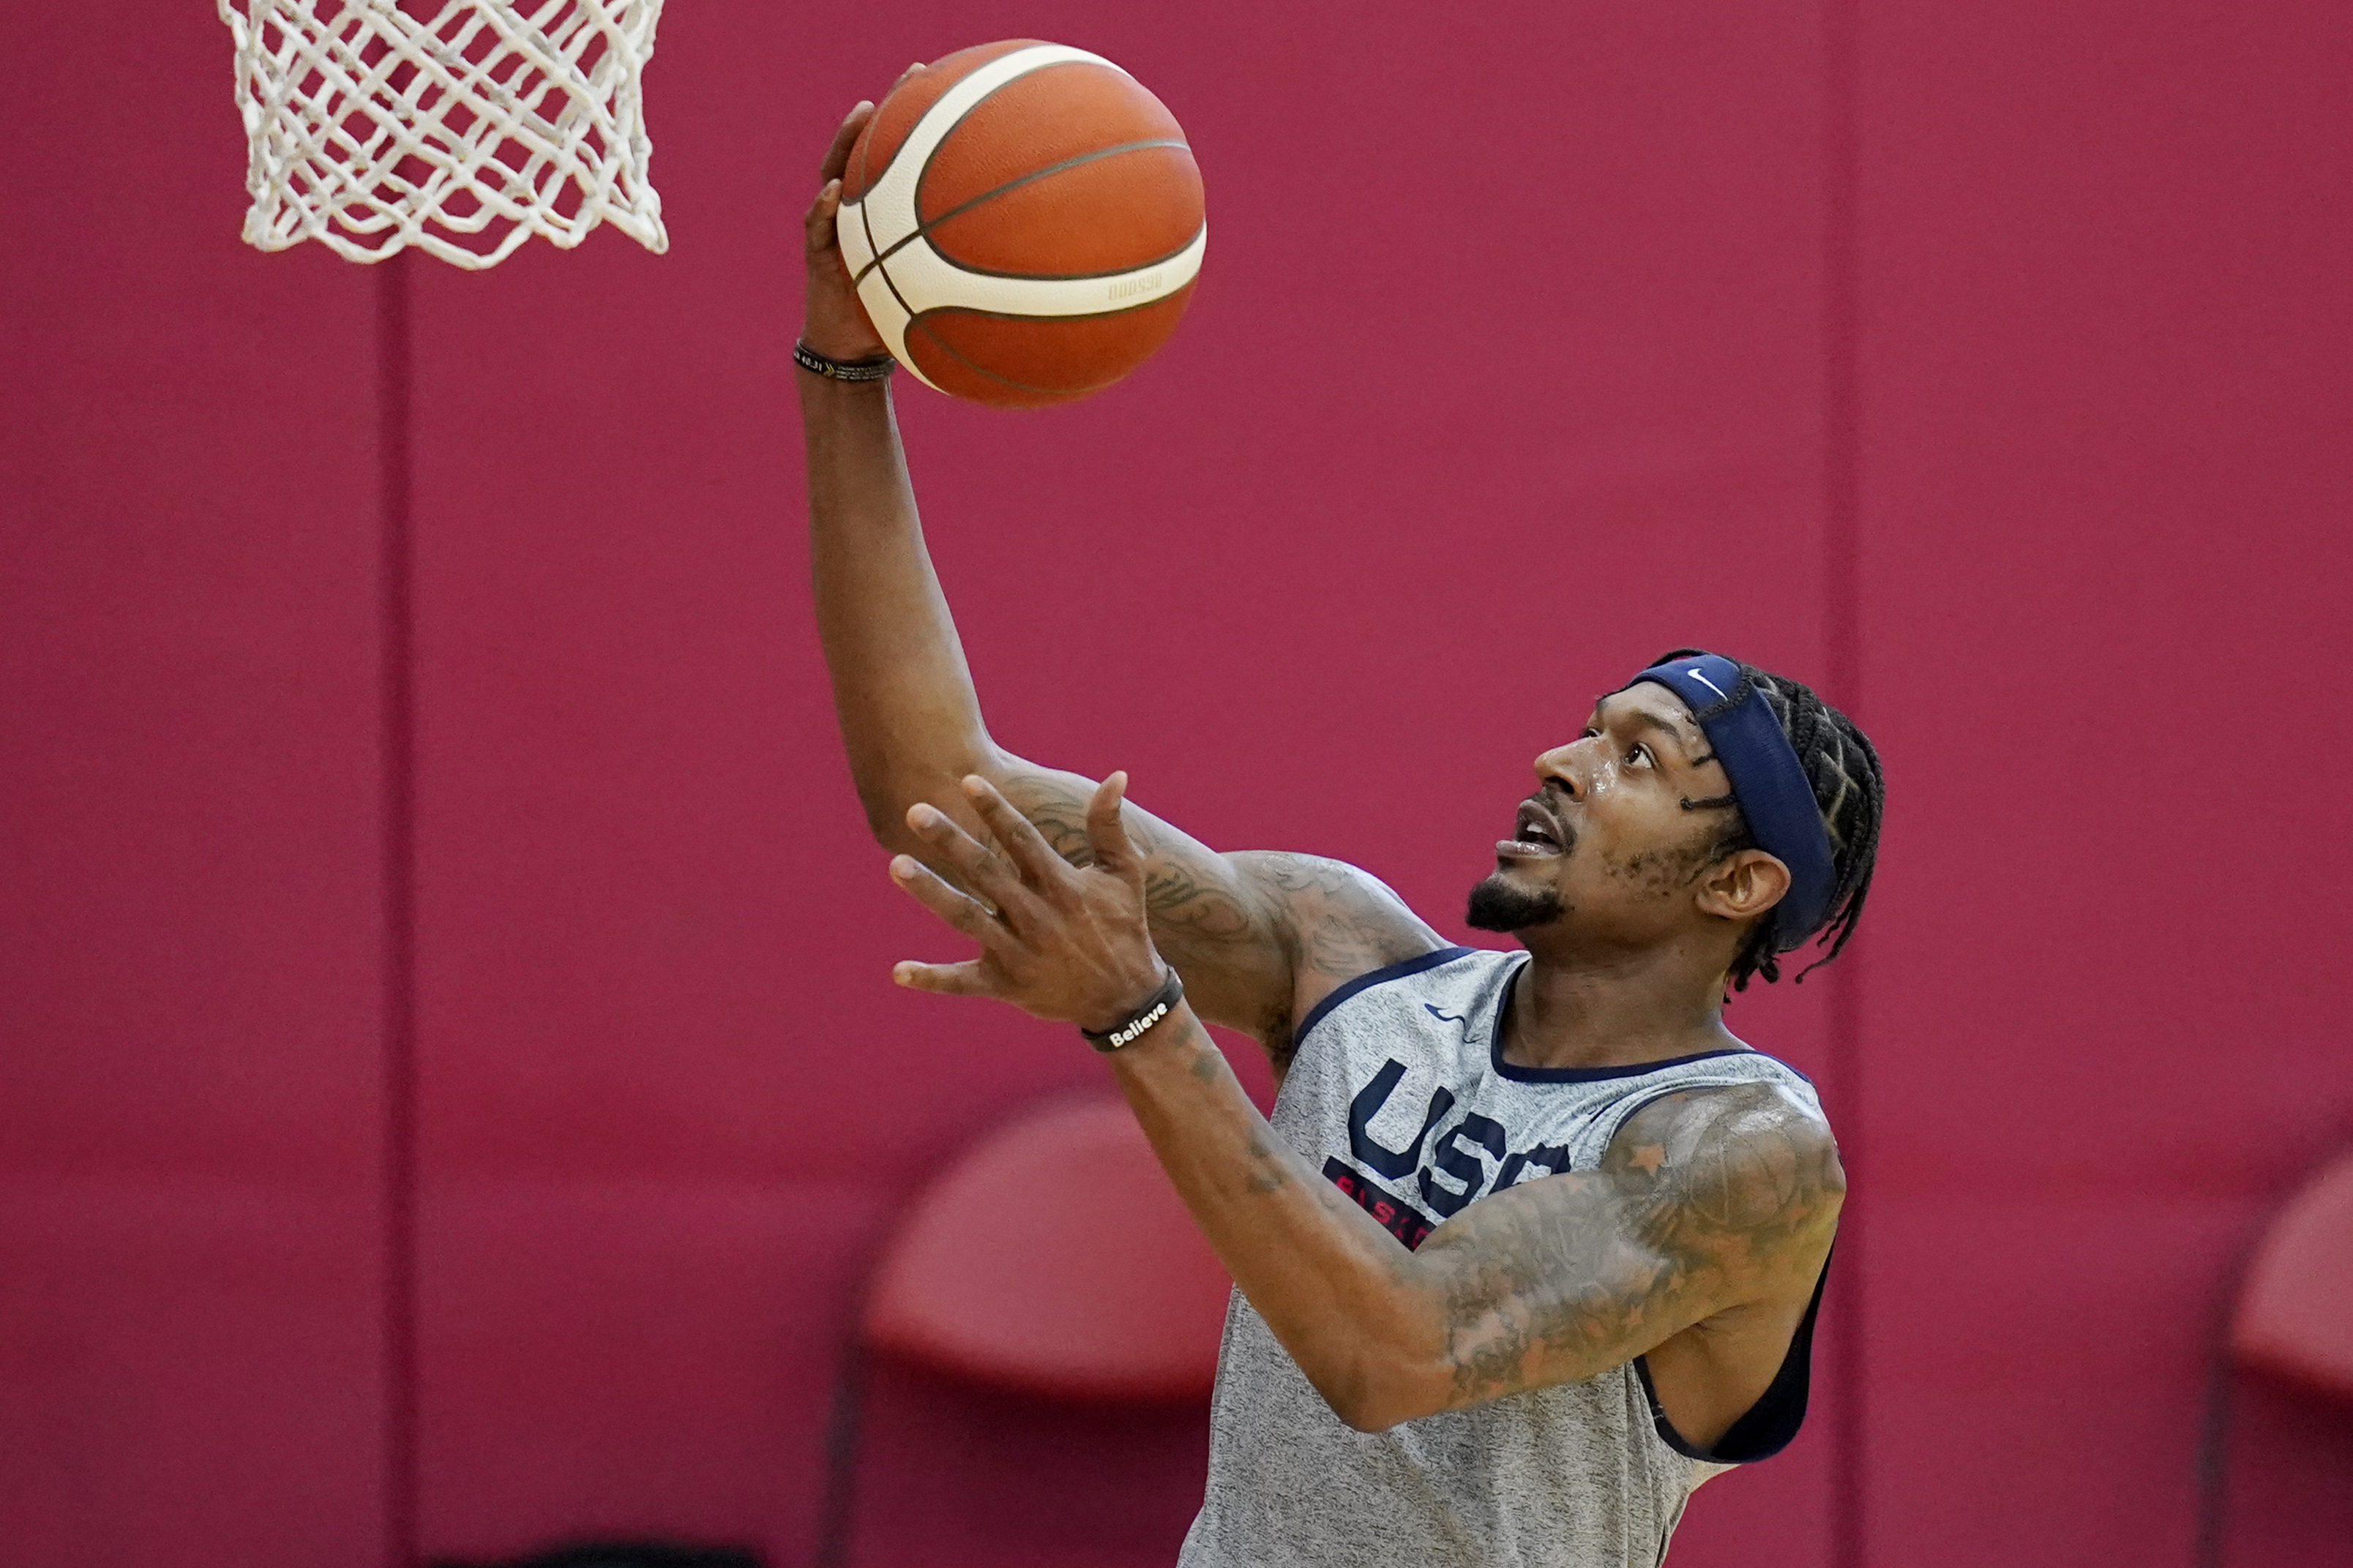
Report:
889,773,1172,1035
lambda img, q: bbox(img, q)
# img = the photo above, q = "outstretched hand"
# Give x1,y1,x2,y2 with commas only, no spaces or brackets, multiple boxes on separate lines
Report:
889,773,1172,1035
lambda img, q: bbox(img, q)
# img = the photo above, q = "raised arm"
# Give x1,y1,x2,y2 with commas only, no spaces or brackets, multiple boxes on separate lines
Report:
797,99,1438,1055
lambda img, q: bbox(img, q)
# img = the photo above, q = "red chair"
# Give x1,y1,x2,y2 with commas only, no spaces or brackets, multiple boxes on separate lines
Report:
2231,1149,2353,1403
2195,1144,2353,1567
815,1094,1232,1568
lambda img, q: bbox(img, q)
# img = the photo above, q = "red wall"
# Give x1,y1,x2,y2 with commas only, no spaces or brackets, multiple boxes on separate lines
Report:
1855,5,2353,1561
0,6,389,1562
4,3,2348,1566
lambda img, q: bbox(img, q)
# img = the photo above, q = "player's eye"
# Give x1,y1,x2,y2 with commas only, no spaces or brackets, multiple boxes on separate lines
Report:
1627,745,1653,768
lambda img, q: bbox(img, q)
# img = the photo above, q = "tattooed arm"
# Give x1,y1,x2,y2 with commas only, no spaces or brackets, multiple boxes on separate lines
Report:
886,776,1845,1441
799,105,1437,1056
1122,1034,1845,1436
1402,1082,1843,1433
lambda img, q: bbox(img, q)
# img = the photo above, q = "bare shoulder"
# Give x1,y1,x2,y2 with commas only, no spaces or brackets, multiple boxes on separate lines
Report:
1604,1080,1844,1294
1166,849,1445,1063
1229,851,1447,1000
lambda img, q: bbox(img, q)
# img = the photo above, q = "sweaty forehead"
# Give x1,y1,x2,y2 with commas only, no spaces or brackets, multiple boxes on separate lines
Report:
1593,681,1703,740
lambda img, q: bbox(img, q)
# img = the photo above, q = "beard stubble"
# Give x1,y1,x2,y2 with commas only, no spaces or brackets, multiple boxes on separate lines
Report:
1464,871,1565,933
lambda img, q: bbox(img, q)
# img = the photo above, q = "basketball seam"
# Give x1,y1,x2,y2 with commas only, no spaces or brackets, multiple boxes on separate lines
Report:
856,170,885,302
857,181,925,367
905,284,1196,399
851,97,889,315
852,154,925,376
850,140,1194,289
909,56,1138,229
863,226,1206,327
910,285,1197,329
908,317,1126,399
850,40,1044,195
870,247,921,340
906,225,1205,286
856,45,1123,251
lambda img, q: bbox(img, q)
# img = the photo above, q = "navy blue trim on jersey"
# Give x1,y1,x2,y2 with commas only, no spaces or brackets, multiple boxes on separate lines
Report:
1291,945,1475,1052
1633,1245,1832,1465
1486,958,1759,1084
1632,653,1838,950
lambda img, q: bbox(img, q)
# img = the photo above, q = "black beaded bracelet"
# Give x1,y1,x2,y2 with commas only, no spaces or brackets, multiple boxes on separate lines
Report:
794,340,897,382
1081,969,1186,1054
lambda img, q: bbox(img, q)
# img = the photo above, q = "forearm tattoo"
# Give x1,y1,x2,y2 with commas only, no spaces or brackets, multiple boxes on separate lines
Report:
998,765,1262,942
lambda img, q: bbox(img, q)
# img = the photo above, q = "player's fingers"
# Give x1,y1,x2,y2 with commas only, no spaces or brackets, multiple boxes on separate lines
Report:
804,178,842,255
905,800,1043,920
818,101,873,185
962,776,1070,890
893,61,927,90
891,958,997,998
889,855,1015,951
1085,771,1146,882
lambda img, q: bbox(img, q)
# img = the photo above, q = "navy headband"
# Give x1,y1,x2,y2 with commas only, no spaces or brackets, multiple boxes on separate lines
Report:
1632,653,1838,950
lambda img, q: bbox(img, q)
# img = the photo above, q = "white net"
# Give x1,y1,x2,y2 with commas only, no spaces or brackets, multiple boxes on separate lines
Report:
219,0,668,269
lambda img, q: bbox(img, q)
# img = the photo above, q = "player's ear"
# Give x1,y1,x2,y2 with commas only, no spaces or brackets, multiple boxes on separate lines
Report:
1696,849,1790,923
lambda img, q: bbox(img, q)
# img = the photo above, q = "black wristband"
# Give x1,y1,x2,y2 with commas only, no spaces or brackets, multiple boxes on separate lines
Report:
1081,969,1186,1054
794,340,897,382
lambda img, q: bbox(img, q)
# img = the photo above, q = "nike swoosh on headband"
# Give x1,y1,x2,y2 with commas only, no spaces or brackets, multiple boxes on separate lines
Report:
1632,653,1838,950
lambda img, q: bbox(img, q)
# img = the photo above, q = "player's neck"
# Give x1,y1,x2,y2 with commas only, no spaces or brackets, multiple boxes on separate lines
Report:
1500,943,1740,1074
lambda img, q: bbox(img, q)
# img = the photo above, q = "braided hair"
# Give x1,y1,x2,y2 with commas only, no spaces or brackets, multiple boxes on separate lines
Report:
1651,648,1884,992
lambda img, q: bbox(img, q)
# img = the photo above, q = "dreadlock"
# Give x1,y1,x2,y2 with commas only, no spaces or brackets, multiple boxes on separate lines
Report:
1650,648,1884,993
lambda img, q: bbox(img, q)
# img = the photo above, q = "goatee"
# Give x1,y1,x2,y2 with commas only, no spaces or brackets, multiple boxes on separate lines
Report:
1465,873,1566,932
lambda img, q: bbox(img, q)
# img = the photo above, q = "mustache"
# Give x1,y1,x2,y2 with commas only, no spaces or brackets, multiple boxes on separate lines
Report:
1520,792,1577,852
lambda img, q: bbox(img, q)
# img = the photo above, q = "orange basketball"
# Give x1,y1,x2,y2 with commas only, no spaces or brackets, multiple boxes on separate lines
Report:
837,42,1207,408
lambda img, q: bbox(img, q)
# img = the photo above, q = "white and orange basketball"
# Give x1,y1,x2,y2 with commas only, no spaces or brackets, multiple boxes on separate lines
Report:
839,42,1206,408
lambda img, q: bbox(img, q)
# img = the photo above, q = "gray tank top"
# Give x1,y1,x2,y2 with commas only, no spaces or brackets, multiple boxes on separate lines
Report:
1178,946,1826,1568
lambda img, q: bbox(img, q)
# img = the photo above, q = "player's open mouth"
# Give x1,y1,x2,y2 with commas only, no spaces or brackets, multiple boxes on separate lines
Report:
1498,800,1569,860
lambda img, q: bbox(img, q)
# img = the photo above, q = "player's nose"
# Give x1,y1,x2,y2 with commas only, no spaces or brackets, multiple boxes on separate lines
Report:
1533,741,1587,800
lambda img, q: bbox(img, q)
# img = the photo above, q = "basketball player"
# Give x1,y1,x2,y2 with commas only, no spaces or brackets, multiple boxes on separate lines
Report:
799,94,1885,1567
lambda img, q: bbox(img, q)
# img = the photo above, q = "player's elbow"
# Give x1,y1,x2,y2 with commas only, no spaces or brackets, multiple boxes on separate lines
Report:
856,781,917,849
853,749,1009,849
1312,1349,1452,1433
1318,1379,1402,1433
852,769,959,851
1327,1389,1415,1434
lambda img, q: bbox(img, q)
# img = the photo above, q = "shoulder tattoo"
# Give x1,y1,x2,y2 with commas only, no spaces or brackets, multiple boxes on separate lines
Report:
1426,1083,1844,1409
